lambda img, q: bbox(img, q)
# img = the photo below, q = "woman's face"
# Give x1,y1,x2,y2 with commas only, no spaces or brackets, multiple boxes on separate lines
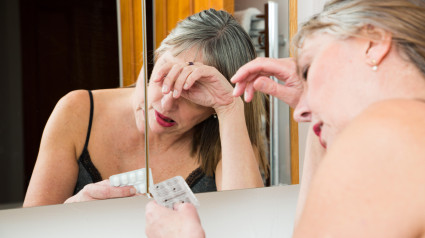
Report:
296,33,381,148
134,48,214,136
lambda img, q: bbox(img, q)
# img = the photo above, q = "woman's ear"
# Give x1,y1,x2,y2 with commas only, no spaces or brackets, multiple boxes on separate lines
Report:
363,25,393,67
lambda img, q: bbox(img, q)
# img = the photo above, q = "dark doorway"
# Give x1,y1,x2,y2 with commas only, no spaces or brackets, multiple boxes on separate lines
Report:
20,0,120,189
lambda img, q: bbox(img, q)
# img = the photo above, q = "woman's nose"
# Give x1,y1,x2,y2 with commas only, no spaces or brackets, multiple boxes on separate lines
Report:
161,92,177,111
293,92,311,122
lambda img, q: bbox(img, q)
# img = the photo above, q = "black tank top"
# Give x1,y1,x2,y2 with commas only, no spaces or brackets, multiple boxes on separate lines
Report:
73,90,217,195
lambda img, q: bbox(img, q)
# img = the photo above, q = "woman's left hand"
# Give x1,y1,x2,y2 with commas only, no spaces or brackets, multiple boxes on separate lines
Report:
151,61,235,111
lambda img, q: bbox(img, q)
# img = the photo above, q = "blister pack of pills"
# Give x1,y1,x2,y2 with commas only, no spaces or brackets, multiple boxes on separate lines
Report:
150,176,200,209
109,168,154,194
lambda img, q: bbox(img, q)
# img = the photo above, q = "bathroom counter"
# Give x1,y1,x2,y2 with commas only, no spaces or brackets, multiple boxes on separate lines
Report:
0,185,299,238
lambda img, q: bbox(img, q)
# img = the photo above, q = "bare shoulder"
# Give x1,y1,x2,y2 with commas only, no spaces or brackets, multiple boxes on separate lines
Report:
347,99,425,149
55,88,133,121
55,90,90,113
294,99,425,237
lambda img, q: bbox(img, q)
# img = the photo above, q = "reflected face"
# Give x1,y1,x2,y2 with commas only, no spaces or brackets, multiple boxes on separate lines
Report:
296,33,380,148
134,48,214,136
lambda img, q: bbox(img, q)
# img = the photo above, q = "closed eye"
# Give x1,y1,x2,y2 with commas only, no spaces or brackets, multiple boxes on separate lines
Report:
302,66,310,80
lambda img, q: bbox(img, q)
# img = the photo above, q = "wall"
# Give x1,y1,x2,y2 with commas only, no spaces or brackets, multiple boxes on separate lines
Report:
0,0,25,205
235,0,292,185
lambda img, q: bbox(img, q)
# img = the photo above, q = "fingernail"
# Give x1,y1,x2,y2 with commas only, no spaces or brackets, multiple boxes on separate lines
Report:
130,187,137,194
173,89,179,98
173,201,184,210
244,92,248,102
232,84,239,96
184,83,189,90
162,85,169,93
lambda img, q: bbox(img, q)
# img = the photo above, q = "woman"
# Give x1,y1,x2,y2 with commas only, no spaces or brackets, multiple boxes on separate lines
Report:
23,9,268,206
146,0,425,237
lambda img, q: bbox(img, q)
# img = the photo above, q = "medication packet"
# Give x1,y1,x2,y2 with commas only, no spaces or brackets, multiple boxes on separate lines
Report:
150,176,200,209
109,168,154,194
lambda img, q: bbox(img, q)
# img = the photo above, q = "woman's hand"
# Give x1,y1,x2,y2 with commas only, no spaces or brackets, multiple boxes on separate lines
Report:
151,61,235,111
145,201,205,238
64,179,137,203
231,57,302,108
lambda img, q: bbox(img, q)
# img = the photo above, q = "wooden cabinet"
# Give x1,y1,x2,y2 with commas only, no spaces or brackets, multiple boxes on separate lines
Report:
119,0,234,86
155,0,234,48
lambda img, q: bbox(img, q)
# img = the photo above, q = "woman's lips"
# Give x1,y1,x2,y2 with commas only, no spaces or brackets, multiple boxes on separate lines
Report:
155,110,176,127
313,122,327,149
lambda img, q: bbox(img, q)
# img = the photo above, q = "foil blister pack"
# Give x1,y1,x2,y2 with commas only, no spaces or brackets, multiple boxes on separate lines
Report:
109,168,154,194
110,169,199,209
150,176,200,209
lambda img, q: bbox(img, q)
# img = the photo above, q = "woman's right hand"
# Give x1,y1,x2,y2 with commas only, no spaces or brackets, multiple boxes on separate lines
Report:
64,179,137,203
231,57,302,108
145,201,205,238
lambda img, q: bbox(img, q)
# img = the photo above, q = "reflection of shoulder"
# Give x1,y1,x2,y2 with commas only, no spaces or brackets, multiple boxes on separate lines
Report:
58,88,132,115
54,90,92,123
49,90,94,140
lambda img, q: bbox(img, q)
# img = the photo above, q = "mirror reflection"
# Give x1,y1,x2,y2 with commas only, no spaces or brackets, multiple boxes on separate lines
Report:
1,0,292,209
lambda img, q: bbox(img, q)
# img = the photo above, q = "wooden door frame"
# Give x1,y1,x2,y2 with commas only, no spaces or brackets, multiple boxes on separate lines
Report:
289,0,299,184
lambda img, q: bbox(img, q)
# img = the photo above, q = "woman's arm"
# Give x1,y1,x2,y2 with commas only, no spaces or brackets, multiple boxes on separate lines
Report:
23,90,88,206
24,90,135,207
294,100,425,237
214,97,264,190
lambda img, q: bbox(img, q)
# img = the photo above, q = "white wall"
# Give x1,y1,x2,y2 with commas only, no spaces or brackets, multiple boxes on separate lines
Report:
234,0,329,183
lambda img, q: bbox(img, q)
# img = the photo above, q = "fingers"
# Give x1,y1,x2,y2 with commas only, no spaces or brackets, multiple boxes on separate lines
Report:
252,76,283,99
146,200,169,217
243,82,255,102
173,66,194,98
235,76,273,103
162,64,184,95
154,62,196,98
82,181,136,200
174,202,201,221
231,57,298,97
151,61,172,83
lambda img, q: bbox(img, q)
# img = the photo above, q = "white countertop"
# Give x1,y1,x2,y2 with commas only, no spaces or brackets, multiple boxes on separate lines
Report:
0,185,299,238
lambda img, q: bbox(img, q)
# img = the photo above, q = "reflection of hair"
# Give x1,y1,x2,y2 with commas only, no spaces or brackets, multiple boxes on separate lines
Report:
293,0,425,76
156,9,268,179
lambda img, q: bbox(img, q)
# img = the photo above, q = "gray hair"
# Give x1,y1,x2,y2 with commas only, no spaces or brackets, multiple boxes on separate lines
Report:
155,9,268,178
293,0,425,76
155,9,256,80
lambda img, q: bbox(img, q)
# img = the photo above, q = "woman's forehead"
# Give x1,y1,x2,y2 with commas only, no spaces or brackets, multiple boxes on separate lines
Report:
160,47,204,63
297,33,335,64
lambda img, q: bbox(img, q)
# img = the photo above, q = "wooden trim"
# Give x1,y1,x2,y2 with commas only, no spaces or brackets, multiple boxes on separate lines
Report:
289,0,299,184
155,0,167,49
120,0,136,86
223,0,234,13
119,0,144,86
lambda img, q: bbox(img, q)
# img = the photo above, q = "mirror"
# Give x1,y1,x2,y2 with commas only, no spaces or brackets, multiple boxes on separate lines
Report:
0,0,300,209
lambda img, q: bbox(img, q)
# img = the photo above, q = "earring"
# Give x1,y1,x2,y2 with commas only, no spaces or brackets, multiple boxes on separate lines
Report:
371,59,378,71
213,114,217,119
